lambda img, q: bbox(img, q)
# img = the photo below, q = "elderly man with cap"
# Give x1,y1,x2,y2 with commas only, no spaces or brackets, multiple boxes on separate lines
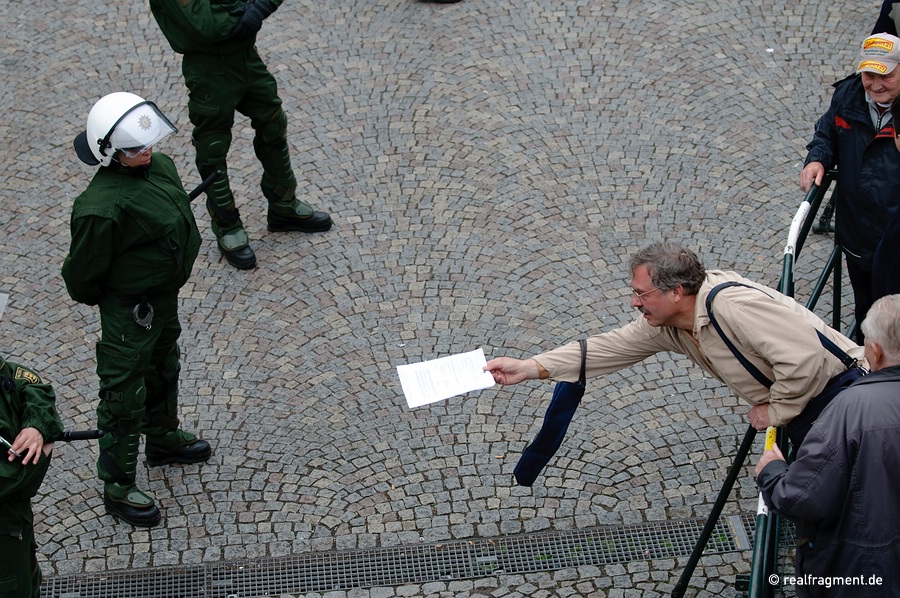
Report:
800,33,900,341
63,92,212,527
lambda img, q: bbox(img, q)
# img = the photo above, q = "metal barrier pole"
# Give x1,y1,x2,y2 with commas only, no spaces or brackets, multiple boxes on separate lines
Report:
747,428,777,597
747,173,839,598
670,424,758,598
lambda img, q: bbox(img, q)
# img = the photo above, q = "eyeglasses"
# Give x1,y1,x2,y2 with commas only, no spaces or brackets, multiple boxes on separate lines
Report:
119,146,152,158
631,287,660,301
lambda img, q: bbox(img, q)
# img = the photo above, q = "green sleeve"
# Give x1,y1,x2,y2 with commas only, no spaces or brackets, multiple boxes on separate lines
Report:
0,362,62,504
16,368,64,445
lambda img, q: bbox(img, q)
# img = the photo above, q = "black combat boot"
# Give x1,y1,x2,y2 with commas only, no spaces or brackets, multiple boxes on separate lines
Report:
104,483,162,527
146,429,212,466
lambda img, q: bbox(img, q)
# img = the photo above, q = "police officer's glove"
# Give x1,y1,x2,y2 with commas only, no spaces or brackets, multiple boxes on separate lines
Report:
229,0,278,39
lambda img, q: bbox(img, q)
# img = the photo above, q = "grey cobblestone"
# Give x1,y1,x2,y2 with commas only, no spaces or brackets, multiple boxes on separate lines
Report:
1,0,870,595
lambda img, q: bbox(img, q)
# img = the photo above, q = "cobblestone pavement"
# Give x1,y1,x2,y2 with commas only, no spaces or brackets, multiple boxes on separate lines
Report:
0,0,872,596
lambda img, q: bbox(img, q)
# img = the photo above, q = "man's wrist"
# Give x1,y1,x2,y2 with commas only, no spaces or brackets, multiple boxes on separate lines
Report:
532,359,549,380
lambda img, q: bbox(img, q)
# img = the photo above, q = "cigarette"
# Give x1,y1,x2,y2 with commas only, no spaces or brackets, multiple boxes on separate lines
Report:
0,435,22,458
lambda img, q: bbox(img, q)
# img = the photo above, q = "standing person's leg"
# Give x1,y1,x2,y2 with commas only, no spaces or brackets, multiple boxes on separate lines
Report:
239,48,332,233
0,522,38,598
95,301,161,527
26,524,40,598
142,295,211,465
846,258,875,344
183,52,257,270
872,208,900,300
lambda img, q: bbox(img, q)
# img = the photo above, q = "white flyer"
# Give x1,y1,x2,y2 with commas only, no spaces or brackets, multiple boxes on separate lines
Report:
397,348,496,408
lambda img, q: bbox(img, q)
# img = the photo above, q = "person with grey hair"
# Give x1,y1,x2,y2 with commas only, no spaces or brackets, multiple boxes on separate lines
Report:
754,293,900,597
485,241,865,448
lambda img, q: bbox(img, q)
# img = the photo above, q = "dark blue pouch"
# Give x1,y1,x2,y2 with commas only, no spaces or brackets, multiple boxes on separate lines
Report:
514,339,586,486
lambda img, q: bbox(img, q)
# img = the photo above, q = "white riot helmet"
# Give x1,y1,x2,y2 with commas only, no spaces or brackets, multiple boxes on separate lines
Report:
74,92,177,166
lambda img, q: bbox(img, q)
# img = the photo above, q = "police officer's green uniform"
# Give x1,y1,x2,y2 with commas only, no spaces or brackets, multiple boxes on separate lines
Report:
0,358,63,598
149,0,333,270
62,153,211,527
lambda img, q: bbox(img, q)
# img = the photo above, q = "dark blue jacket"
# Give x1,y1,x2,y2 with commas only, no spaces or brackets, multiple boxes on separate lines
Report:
804,74,900,271
757,366,900,597
873,0,898,35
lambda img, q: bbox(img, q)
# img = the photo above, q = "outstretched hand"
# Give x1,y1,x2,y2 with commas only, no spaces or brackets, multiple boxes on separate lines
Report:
483,357,540,385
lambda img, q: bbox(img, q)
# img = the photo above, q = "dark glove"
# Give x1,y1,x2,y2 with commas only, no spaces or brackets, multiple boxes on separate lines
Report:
229,0,278,39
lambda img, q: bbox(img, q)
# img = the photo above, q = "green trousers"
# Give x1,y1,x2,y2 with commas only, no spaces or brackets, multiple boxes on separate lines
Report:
183,46,298,232
0,504,42,598
95,294,183,485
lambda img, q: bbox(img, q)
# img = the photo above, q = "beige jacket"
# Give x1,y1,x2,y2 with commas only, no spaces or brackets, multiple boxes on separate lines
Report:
533,270,866,426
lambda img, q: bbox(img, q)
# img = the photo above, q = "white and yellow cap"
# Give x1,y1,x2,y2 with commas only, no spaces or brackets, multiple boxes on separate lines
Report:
857,33,900,75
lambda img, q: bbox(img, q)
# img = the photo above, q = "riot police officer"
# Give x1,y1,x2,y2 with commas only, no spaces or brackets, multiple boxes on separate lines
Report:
63,92,212,527
149,0,333,270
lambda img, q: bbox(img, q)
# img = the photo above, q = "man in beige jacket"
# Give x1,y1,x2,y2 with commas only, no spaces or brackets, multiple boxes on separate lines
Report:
484,241,866,447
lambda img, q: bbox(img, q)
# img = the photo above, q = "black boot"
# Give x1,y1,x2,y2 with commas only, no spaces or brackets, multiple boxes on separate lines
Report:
217,239,257,270
212,218,257,270
146,429,212,466
267,198,333,233
205,182,258,269
104,483,161,527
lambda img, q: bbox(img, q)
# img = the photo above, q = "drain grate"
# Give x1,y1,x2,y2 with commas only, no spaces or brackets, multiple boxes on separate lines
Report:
41,515,752,598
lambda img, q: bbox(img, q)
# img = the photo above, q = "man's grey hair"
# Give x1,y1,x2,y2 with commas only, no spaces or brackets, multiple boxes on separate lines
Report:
628,242,706,295
861,294,900,363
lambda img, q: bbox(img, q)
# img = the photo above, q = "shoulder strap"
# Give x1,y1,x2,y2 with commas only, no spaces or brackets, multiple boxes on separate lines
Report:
706,282,858,389
578,338,587,385
706,282,773,388
815,330,859,369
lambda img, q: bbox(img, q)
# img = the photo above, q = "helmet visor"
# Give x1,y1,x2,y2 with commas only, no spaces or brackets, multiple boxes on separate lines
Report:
105,102,177,158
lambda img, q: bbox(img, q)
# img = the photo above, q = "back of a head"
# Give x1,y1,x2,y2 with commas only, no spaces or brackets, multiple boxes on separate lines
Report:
861,294,900,364
628,241,706,295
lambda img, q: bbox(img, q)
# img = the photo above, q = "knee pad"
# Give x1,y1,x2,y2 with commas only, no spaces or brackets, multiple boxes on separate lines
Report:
259,108,288,144
144,343,181,425
193,130,233,172
194,131,240,217
99,380,147,435
97,381,146,484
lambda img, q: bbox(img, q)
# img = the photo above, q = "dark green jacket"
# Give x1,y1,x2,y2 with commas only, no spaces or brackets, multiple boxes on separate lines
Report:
62,153,200,305
150,0,284,56
0,359,63,532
